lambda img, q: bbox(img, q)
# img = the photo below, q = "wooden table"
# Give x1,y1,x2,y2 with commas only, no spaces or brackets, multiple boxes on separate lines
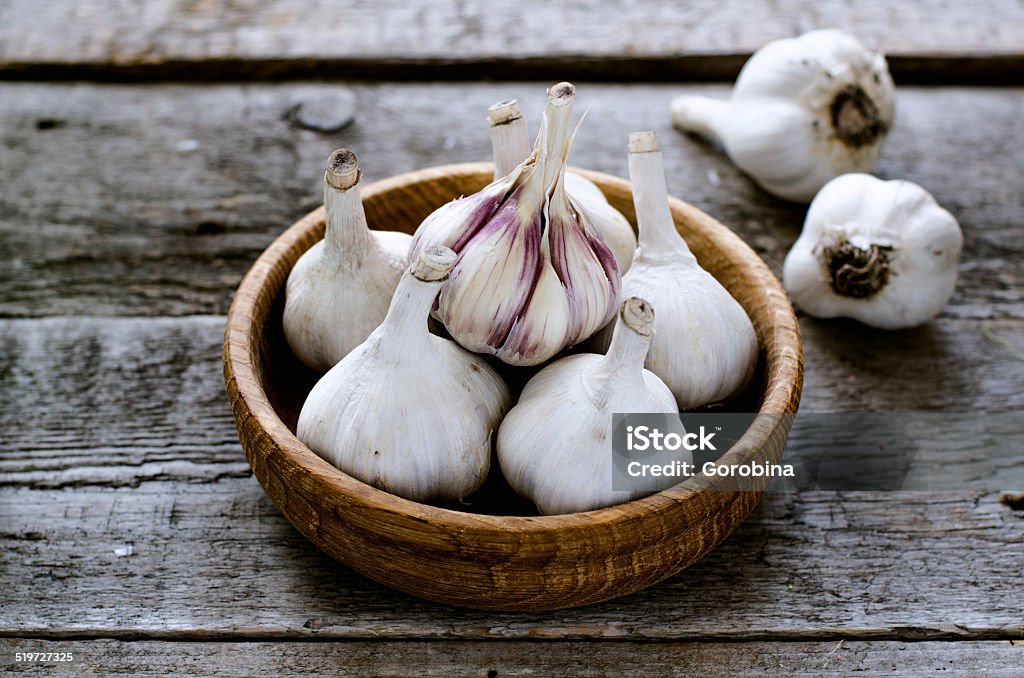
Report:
2,2,1022,675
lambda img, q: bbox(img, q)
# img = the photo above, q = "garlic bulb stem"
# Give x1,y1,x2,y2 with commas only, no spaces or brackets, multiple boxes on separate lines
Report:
488,100,532,179
324,147,361,190
541,82,576,190
323,148,372,254
509,83,574,226
284,148,412,372
379,246,457,340
586,298,654,403
669,96,730,146
592,130,759,410
627,132,695,263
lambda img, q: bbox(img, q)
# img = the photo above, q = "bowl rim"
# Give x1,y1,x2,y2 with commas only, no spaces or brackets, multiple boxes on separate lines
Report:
224,161,803,539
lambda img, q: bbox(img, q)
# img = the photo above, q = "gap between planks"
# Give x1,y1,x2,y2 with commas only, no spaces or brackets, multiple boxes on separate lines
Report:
2,55,1023,86
0,639,1021,678
2,628,1023,643
2,0,1023,85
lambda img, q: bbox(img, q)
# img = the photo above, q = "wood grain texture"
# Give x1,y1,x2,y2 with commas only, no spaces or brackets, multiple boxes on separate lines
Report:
1,311,1019,632
1,1,1021,83
1,83,1021,319
3,482,1022,639
2,1,1021,667
1,639,1023,676
3,311,1021,635
222,164,803,610
2,316,1021,489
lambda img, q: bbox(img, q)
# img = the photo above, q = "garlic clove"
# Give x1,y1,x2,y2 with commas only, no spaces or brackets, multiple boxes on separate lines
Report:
411,83,621,366
297,245,512,503
283,149,413,372
593,132,759,410
499,260,572,366
488,98,636,273
498,297,688,515
671,29,895,203
438,195,549,356
783,173,963,329
409,176,513,256
548,167,621,345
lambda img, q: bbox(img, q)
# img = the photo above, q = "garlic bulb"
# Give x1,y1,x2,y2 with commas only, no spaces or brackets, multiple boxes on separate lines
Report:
284,149,412,371
671,29,895,203
783,173,963,329
296,246,512,502
498,297,688,515
595,132,758,410
487,98,636,272
410,82,620,366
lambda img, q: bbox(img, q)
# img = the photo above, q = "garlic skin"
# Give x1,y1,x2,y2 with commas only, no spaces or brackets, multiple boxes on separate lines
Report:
498,298,688,515
594,132,758,410
671,29,895,203
296,246,512,503
284,149,412,372
410,83,620,366
488,99,636,272
783,173,963,329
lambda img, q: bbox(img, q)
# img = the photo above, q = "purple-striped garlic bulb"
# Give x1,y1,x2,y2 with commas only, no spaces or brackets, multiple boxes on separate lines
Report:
408,82,620,366
487,98,636,273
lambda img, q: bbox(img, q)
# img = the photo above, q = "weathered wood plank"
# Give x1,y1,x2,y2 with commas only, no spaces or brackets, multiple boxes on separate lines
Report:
1,1,1022,84
1,83,1021,318
1,316,1022,488
2,482,1022,639
1,639,1022,677
1,316,1023,638
0,317,249,487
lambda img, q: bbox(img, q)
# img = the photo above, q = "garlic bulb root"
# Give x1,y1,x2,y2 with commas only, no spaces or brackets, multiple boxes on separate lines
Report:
498,297,688,515
671,29,895,203
783,173,963,329
283,148,413,372
297,245,512,503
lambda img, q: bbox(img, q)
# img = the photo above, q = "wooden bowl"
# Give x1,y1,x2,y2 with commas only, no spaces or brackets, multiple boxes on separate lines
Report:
223,162,803,611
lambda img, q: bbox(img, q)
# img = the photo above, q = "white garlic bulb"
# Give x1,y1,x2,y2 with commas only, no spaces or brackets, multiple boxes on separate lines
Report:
671,29,895,203
783,173,963,329
595,132,758,410
283,149,412,371
410,82,620,366
498,297,688,515
296,246,512,503
487,98,637,272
